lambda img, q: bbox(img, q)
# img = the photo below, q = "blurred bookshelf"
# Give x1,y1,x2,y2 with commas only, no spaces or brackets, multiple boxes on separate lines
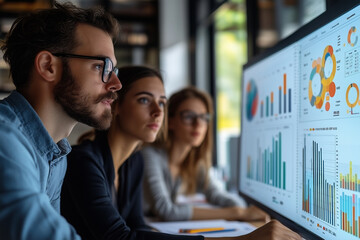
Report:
0,0,159,94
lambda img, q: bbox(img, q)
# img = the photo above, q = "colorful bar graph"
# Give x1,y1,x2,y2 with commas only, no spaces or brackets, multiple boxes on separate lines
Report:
302,135,336,225
246,132,286,190
340,193,360,237
340,161,360,192
260,73,291,118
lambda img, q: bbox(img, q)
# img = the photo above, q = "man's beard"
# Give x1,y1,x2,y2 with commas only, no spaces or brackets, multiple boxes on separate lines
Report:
54,62,117,130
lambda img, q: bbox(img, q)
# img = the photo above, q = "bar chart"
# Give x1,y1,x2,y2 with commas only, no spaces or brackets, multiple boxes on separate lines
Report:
302,134,337,225
340,192,360,237
260,73,292,118
340,161,360,192
246,131,287,190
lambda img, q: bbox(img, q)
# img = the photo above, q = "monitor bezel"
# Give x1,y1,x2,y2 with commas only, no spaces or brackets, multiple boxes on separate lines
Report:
238,1,360,239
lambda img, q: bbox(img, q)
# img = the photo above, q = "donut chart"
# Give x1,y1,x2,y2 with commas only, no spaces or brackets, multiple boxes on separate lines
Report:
346,83,359,108
347,26,358,47
308,45,336,111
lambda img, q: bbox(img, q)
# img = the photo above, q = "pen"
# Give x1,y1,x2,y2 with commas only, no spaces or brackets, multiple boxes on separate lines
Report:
179,227,237,234
179,227,224,234
197,228,237,234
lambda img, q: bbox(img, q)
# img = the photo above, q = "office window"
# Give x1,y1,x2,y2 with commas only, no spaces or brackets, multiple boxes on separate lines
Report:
214,0,247,190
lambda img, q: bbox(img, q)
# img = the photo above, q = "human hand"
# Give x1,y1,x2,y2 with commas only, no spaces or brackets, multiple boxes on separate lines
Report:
242,219,302,240
236,205,270,222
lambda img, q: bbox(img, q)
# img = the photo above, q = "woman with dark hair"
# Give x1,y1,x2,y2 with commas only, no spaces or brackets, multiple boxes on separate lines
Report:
60,65,174,240
142,86,268,222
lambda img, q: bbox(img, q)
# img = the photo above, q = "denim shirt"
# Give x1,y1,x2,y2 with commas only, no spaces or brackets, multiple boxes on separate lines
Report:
0,91,80,239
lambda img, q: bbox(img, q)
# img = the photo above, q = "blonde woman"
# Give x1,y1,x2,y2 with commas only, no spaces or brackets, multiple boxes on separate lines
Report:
142,86,268,222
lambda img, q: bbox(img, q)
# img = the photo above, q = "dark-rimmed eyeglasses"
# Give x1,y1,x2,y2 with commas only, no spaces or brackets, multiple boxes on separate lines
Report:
52,53,119,83
179,110,211,125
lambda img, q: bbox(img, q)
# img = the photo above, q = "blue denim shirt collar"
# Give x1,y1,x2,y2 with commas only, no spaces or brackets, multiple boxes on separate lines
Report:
6,91,71,160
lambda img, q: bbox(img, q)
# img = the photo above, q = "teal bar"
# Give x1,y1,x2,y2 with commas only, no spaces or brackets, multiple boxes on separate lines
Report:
272,138,275,186
264,150,266,183
333,183,335,225
265,149,268,184
279,88,282,114
275,139,280,188
275,140,278,188
278,138,281,188
283,162,286,190
279,132,282,189
275,138,278,187
269,148,272,185
266,96,269,117
266,149,270,184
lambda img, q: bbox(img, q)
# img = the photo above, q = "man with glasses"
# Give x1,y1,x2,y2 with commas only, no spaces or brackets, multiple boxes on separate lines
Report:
0,2,121,239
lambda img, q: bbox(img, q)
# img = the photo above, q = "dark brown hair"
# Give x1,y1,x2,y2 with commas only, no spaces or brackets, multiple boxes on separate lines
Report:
77,65,166,143
1,1,119,90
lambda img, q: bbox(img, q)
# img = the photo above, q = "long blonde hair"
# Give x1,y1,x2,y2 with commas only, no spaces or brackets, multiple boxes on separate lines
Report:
164,86,214,194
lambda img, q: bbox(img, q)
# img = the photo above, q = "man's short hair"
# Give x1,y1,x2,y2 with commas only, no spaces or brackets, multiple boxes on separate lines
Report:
0,1,120,90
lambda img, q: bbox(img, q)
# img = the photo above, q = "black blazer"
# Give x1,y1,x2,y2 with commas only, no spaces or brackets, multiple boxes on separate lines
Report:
61,131,203,240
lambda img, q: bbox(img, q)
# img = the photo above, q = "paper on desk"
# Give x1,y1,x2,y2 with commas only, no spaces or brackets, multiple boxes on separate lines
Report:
149,219,256,238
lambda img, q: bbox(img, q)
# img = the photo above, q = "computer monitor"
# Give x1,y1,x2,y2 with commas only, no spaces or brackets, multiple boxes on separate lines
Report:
239,1,360,239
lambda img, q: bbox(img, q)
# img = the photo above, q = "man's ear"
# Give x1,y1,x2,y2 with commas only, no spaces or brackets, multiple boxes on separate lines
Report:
34,51,59,83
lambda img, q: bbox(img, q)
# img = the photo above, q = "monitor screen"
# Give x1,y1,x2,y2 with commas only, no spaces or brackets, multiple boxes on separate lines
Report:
239,1,360,240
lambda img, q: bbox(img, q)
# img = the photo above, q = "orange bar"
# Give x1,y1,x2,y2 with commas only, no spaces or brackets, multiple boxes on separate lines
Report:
307,199,309,212
271,92,274,103
283,74,287,95
354,206,356,235
345,213,348,232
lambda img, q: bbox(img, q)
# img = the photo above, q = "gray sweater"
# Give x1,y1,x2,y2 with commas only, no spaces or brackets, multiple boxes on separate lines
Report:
141,146,246,221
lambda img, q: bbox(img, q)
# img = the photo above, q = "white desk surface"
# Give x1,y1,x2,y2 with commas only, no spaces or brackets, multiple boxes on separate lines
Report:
148,219,256,238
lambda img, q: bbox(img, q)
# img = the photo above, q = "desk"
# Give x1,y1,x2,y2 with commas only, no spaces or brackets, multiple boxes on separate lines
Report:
248,220,267,228
148,219,262,238
148,194,266,237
